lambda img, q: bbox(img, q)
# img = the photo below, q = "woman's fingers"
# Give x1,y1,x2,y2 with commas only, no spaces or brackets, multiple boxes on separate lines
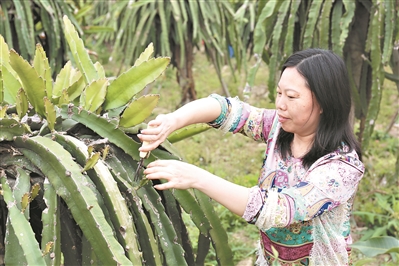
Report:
144,160,194,190
153,182,175,191
144,161,172,180
138,115,174,152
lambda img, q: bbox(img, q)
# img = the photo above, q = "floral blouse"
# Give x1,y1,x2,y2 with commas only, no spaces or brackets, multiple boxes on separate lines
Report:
208,94,365,266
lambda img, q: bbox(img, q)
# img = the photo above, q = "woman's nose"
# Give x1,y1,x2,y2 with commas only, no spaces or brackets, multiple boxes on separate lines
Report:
276,96,287,110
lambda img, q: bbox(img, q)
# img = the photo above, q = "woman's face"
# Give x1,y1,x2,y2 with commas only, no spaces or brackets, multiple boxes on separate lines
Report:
275,67,322,137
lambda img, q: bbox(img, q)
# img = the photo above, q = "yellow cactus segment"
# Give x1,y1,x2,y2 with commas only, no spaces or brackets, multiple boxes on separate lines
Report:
0,105,8,118
102,145,110,160
42,241,54,257
82,152,100,172
30,183,41,200
87,145,94,157
21,192,31,213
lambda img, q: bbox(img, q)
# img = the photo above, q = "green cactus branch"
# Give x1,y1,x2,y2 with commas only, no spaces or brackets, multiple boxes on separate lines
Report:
13,136,131,265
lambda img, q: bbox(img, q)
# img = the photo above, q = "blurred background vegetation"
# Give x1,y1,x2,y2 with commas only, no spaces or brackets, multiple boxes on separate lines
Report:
1,0,398,265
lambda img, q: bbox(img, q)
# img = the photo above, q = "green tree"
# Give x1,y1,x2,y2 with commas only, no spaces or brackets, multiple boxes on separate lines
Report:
0,0,113,74
92,0,251,106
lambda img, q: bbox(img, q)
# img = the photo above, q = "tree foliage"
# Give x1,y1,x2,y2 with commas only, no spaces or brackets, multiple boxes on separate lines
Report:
85,0,253,105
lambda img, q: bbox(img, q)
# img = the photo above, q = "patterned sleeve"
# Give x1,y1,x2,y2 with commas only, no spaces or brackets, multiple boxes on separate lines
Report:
243,153,364,230
208,94,276,142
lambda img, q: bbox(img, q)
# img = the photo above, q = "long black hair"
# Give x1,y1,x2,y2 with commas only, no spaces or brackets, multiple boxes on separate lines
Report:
277,48,362,168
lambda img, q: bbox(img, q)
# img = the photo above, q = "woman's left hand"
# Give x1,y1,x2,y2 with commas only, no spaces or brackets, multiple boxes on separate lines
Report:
145,160,250,216
144,160,204,190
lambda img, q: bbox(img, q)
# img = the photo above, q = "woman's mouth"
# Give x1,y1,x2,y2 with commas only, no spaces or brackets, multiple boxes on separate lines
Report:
278,114,289,123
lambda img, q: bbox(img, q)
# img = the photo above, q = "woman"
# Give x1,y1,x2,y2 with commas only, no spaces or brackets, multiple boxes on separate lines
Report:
139,48,365,265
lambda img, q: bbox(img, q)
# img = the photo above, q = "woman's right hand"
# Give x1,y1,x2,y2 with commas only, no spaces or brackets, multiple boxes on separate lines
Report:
137,113,177,153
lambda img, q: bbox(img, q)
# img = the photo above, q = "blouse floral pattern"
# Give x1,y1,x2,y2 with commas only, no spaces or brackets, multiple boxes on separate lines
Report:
208,94,365,266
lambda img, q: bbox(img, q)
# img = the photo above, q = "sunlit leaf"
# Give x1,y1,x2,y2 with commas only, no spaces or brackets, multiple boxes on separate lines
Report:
81,78,108,112
53,61,73,99
9,50,46,117
33,44,52,98
134,43,154,67
104,57,170,110
82,152,101,172
16,88,28,119
119,94,159,128
63,15,98,84
44,97,56,131
167,124,211,143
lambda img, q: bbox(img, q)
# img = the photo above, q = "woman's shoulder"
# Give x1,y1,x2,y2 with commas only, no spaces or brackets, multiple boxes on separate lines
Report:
309,146,365,174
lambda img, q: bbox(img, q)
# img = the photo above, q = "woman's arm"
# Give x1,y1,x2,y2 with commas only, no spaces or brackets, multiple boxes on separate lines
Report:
138,97,221,153
144,159,250,216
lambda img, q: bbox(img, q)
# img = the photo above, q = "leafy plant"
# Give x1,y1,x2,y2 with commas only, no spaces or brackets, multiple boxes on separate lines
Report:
0,15,233,265
353,192,399,240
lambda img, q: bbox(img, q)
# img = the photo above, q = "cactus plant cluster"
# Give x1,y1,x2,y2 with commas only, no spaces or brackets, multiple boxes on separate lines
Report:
0,16,233,265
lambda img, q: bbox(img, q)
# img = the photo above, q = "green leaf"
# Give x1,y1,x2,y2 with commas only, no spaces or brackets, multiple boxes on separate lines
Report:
58,90,70,106
0,105,7,118
1,64,21,105
137,184,187,266
1,178,47,265
9,50,46,117
66,72,85,102
53,134,142,264
81,78,108,112
33,44,53,99
63,15,98,84
0,35,11,68
194,189,234,265
41,178,61,266
44,96,56,131
94,62,106,79
81,152,100,172
119,94,159,128
53,61,73,99
167,124,211,143
13,136,132,265
134,42,154,67
16,88,28,119
104,57,170,110
0,68,3,103
351,236,399,257
302,0,323,48
0,118,31,141
13,0,34,58
1,34,21,105
83,26,115,34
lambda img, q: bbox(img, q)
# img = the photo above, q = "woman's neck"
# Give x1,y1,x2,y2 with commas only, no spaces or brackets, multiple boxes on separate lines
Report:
291,134,315,158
